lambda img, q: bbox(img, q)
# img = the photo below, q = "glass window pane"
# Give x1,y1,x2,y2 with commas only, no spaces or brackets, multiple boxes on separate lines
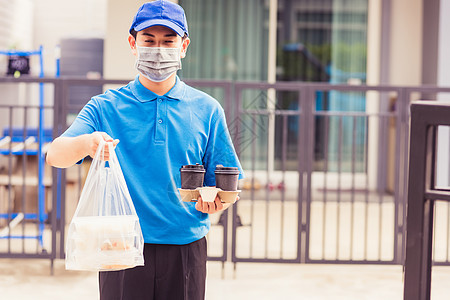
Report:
179,0,268,81
277,0,368,172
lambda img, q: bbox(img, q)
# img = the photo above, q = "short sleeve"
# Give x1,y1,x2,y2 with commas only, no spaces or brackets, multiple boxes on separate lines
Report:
59,99,100,164
61,99,100,138
202,108,244,186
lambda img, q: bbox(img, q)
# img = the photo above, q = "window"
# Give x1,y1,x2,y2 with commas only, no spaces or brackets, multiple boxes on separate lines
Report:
179,0,368,172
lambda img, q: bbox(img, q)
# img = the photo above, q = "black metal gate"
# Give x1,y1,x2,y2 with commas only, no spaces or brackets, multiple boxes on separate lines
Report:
2,77,450,272
229,82,414,265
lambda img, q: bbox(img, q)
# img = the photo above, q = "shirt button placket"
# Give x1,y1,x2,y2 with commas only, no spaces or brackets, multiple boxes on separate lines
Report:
155,97,165,143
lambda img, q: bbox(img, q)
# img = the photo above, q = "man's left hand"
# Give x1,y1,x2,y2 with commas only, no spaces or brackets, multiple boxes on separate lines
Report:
195,195,237,214
195,195,223,214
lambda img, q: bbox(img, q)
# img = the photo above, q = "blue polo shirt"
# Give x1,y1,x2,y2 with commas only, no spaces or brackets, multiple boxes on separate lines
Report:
62,76,244,245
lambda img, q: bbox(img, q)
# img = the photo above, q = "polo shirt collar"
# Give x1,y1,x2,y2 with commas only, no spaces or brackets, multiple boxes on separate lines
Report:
130,75,185,103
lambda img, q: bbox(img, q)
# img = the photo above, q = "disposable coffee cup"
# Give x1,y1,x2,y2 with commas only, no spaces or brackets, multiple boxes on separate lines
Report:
214,165,240,191
180,164,205,189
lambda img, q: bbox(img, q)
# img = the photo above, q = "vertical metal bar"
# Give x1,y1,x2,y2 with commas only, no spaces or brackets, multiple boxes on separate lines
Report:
393,89,402,264
231,84,242,263
364,115,370,260
224,82,232,124
280,114,288,258
59,79,69,259
57,81,65,259
221,209,228,263
303,86,314,263
397,88,407,264
38,81,45,250
446,123,450,193
7,107,13,254
401,88,411,264
350,115,357,259
223,82,233,262
447,203,450,262
233,85,243,156
336,116,343,259
423,126,437,292
21,108,28,253
51,80,61,262
377,94,389,193
402,90,411,264
264,111,270,259
322,114,329,259
249,115,256,258
296,88,305,263
403,106,434,300
400,88,412,265
57,167,63,259
221,83,230,263
36,105,40,253
432,201,437,262
378,115,386,261
421,199,435,300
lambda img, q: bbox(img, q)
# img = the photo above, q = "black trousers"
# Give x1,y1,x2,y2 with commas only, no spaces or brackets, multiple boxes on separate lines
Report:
99,237,207,300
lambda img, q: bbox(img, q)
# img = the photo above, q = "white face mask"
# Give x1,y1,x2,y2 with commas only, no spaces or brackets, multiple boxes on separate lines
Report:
135,46,182,82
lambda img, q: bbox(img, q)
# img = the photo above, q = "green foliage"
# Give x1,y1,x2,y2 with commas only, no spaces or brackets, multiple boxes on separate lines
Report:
330,42,367,73
277,42,367,81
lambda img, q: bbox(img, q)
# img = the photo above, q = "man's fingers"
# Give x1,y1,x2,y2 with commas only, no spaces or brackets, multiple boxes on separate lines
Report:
203,200,211,212
195,196,225,214
207,201,218,213
195,197,214,213
196,197,207,212
89,133,119,160
100,132,114,142
215,197,223,211
195,197,202,210
205,202,212,213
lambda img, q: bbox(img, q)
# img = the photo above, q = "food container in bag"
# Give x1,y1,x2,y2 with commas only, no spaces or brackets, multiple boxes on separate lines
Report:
65,140,144,272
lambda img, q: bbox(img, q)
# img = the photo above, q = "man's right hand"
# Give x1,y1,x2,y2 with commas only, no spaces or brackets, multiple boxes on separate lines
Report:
46,132,119,169
87,132,120,160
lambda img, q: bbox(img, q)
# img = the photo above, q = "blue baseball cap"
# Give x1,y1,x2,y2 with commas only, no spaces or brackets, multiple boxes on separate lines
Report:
129,0,189,37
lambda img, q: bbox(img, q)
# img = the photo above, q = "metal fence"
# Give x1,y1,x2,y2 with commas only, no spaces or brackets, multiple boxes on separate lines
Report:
230,84,450,266
403,101,450,300
1,77,450,273
0,77,61,273
230,83,408,265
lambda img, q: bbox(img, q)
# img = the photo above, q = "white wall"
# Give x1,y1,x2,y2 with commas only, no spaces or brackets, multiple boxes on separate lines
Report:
11,0,34,51
0,0,15,50
389,0,423,86
0,0,34,132
0,0,33,77
32,0,107,77
104,0,179,79
104,0,148,80
29,0,108,129
436,0,450,187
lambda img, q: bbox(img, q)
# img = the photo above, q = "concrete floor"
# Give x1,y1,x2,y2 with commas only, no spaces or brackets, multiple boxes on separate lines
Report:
2,185,450,299
2,258,450,299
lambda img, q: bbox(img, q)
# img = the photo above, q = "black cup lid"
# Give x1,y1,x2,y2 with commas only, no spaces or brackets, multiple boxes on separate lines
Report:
181,163,205,171
214,164,240,174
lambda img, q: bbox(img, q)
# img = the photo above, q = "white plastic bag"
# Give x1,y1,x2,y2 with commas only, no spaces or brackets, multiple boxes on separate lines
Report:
65,140,144,271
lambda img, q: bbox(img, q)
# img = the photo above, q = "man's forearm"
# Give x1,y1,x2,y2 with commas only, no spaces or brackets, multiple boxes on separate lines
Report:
46,135,90,168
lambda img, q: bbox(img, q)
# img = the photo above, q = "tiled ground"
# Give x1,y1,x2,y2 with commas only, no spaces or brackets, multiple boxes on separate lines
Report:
2,258,450,299
2,186,450,299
